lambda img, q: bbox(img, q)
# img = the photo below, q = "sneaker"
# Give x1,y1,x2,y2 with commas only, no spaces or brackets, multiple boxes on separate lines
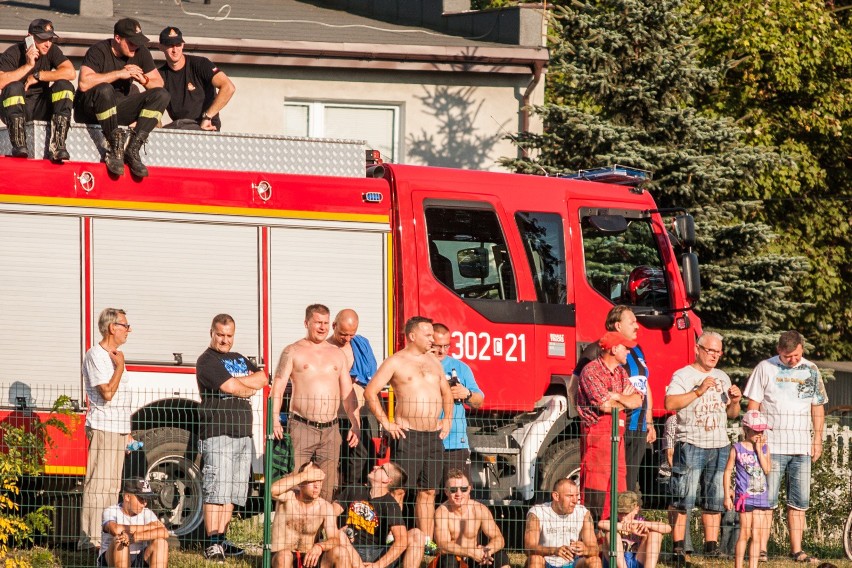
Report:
222,540,245,556
424,538,439,556
204,543,226,563
704,541,721,558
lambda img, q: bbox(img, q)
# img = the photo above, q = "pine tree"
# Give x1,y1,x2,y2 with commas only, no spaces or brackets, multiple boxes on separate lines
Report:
502,0,809,374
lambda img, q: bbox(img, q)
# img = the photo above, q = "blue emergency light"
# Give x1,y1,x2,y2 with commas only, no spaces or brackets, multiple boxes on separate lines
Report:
559,165,651,186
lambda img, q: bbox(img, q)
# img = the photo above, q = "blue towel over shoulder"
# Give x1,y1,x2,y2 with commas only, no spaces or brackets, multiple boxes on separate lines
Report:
350,335,377,387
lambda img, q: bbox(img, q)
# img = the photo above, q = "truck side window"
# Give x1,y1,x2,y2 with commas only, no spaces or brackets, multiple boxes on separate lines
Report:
581,217,670,309
425,206,517,301
516,212,566,304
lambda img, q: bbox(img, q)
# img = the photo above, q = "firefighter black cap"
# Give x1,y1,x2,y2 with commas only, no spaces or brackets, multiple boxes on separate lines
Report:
114,18,149,47
28,19,59,41
159,26,184,46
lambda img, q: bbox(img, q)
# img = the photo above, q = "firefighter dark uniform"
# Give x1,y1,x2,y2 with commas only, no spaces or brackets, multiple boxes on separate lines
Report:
0,19,74,160
74,18,169,178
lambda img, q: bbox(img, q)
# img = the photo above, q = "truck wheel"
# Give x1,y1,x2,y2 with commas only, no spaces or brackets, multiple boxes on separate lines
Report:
138,427,204,541
539,439,581,498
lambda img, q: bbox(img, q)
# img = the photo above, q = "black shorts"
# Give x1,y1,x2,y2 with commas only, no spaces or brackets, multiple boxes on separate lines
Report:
391,429,443,490
442,449,472,483
435,549,510,568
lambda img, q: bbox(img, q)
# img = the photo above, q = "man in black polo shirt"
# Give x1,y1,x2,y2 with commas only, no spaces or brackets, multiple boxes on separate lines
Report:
158,26,235,131
75,18,169,178
0,19,75,160
196,313,267,561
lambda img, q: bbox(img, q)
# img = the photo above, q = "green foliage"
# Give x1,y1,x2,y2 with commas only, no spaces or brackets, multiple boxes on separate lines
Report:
501,0,809,370
690,0,852,358
0,396,76,566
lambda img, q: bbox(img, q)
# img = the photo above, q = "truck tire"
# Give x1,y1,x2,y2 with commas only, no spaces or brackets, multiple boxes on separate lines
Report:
137,427,204,542
539,439,581,498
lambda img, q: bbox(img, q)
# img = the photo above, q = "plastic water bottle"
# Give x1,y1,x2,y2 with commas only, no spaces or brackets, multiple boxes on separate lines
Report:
126,440,144,451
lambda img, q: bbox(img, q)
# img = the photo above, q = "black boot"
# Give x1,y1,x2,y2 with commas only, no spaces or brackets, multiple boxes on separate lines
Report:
104,129,125,176
124,129,149,178
8,116,28,157
49,115,71,162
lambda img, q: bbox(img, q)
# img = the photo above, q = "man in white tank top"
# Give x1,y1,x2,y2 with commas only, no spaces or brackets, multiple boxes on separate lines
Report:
525,479,601,568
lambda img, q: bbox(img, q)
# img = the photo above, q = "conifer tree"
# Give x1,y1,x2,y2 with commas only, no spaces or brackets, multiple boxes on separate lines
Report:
502,0,808,374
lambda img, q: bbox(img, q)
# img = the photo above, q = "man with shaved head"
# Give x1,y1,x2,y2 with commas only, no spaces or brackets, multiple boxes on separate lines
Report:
328,308,378,490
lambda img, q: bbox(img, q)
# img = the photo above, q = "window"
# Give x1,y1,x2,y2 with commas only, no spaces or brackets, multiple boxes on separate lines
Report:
516,212,567,304
425,206,516,301
284,101,399,162
582,217,670,309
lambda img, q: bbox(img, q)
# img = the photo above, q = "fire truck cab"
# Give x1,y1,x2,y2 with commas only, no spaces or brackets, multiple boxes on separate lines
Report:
0,124,700,540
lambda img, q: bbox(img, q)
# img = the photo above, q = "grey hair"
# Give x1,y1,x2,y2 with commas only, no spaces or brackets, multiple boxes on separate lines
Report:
697,331,723,346
98,308,127,338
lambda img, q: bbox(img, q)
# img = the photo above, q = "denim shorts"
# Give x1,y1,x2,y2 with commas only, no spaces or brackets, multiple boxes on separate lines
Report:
670,442,729,512
767,453,811,510
200,435,252,506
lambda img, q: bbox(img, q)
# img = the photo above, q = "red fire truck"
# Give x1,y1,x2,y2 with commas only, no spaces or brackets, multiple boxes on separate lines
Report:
0,125,700,541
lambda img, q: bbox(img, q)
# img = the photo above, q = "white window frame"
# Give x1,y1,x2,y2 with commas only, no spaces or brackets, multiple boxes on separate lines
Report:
284,101,400,163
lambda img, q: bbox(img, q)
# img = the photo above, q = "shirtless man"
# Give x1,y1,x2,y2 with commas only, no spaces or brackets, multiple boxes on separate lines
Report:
434,469,510,568
272,304,359,501
328,308,378,489
365,316,453,546
271,462,340,568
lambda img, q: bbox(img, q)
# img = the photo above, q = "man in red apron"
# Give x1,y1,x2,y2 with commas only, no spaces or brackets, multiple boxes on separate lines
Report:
577,332,644,522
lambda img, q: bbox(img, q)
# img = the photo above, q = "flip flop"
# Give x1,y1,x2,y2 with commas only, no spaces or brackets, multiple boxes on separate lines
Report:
789,551,818,563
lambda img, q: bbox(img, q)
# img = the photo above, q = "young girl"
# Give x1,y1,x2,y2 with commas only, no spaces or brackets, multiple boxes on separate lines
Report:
724,410,772,568
598,491,671,568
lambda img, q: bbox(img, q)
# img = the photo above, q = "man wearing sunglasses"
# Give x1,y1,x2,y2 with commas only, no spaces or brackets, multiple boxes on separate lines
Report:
99,477,169,567
433,469,509,568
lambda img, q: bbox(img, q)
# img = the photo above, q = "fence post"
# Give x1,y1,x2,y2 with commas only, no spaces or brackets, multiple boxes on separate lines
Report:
609,407,619,563
264,396,274,568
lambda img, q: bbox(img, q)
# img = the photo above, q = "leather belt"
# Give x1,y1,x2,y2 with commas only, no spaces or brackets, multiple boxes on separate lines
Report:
291,413,339,430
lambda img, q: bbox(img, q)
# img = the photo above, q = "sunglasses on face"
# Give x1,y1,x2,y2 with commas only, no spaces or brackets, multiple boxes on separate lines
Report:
447,486,470,494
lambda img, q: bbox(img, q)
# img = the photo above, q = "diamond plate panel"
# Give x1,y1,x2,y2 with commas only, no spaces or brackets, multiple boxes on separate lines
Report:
0,122,365,178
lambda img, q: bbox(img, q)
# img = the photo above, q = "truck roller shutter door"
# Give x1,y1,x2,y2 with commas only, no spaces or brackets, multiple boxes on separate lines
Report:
92,219,260,365
269,228,386,370
0,213,81,409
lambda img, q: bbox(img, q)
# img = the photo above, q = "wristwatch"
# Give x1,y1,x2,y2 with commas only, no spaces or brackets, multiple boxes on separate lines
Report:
201,113,212,121
33,70,40,81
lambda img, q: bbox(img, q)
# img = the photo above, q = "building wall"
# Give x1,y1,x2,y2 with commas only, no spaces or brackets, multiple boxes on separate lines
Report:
214,64,545,172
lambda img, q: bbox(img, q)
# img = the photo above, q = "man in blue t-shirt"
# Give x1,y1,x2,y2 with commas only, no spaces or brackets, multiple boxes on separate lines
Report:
431,323,484,481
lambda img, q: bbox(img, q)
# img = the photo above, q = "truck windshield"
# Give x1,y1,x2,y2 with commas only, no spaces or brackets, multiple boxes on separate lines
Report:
425,206,517,301
581,217,670,310
516,212,566,304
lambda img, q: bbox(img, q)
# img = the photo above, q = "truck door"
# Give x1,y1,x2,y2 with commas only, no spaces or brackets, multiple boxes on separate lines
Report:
410,194,541,410
570,205,691,415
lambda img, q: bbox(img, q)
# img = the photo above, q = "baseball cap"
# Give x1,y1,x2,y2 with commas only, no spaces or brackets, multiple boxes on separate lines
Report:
159,26,184,47
122,477,157,500
599,331,637,351
742,409,770,432
114,18,149,47
28,19,59,41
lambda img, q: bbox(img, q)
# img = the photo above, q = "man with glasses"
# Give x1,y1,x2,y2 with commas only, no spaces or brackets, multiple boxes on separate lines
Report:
431,323,484,482
99,477,169,567
525,479,600,568
74,18,169,178
433,469,510,568
664,331,742,562
744,330,827,564
80,308,134,552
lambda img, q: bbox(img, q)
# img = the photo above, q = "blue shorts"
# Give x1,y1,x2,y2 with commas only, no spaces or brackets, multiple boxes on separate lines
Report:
97,552,147,567
200,435,252,506
670,442,728,512
767,454,811,510
624,552,643,568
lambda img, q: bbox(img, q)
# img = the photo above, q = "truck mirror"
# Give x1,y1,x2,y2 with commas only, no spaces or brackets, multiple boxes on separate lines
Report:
675,214,696,248
457,247,490,279
586,215,628,234
682,251,700,302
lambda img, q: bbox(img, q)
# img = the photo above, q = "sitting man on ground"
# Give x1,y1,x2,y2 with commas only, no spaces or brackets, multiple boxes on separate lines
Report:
433,468,510,568
99,477,168,568
598,491,670,568
333,461,413,568
271,462,340,568
525,478,600,568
